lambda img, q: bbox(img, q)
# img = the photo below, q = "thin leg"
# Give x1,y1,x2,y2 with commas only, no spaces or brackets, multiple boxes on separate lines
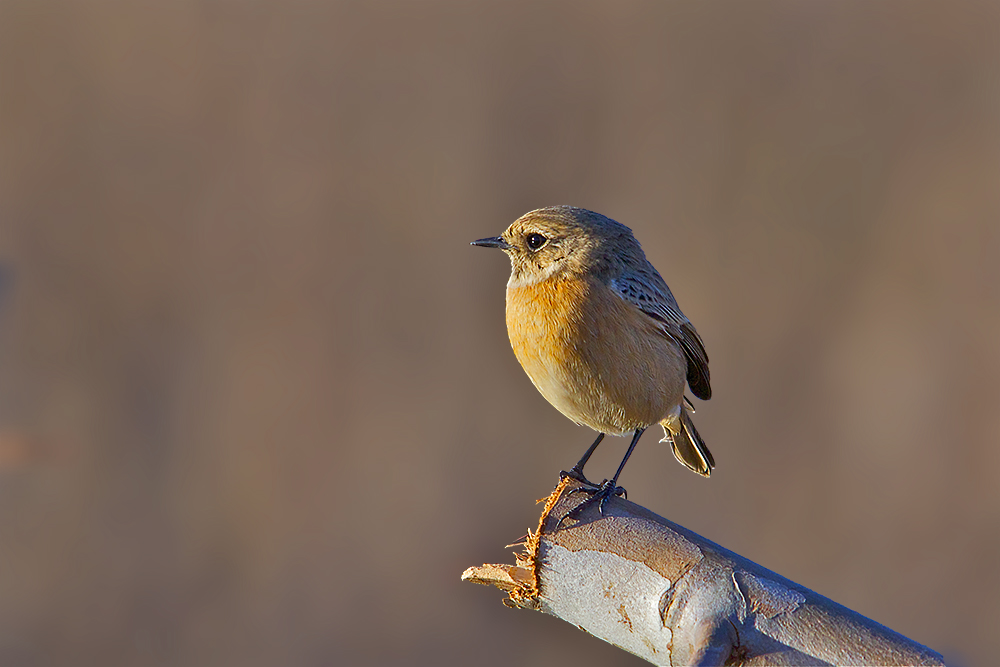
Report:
557,427,647,527
561,433,605,485
608,427,646,489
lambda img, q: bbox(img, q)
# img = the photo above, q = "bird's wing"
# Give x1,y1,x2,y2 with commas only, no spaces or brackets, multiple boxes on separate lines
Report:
610,269,712,401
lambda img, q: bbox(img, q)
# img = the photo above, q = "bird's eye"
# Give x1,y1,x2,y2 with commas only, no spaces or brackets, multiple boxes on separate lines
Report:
526,233,547,250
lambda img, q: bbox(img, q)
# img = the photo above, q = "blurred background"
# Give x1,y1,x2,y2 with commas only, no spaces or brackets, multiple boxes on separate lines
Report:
0,1,997,665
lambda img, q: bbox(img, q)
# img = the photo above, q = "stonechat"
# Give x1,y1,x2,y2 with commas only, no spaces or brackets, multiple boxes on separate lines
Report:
473,206,713,506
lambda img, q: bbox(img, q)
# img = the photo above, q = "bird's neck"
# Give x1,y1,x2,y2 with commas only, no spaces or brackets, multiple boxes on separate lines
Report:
505,272,593,331
506,262,562,289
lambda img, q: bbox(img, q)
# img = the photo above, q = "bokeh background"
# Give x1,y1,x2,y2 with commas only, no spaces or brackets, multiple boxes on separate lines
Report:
0,2,998,665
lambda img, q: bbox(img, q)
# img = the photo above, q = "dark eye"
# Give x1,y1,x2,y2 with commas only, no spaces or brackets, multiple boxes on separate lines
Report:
526,233,547,250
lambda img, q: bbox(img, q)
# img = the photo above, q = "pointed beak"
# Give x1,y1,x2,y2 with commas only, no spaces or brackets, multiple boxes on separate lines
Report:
470,236,511,250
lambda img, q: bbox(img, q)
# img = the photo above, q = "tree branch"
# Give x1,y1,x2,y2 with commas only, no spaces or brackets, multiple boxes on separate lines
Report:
463,478,945,666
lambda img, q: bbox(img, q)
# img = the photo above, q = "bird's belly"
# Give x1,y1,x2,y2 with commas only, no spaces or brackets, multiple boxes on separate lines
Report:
506,276,685,434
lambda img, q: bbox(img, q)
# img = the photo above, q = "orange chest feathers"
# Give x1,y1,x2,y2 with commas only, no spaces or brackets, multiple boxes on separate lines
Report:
505,274,665,369
504,274,686,432
507,278,686,433
505,276,591,372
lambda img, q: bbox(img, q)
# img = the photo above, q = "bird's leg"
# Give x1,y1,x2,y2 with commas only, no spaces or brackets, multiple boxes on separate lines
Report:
560,433,605,487
605,427,645,497
558,428,646,527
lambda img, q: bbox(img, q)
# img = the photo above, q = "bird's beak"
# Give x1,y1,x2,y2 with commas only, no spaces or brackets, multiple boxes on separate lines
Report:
470,236,511,250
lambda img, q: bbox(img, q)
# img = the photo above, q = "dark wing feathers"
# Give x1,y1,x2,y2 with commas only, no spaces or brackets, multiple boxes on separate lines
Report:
611,271,712,401
677,321,712,400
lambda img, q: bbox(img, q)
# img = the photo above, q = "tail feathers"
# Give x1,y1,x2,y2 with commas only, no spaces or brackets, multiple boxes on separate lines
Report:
661,407,714,477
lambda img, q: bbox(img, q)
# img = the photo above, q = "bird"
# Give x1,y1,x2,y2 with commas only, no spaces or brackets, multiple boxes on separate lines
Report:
472,205,713,509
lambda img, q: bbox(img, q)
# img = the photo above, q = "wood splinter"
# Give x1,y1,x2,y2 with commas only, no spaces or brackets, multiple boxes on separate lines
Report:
462,478,945,666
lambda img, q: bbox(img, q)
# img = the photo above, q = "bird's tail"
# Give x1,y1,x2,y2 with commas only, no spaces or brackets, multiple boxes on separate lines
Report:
660,405,714,477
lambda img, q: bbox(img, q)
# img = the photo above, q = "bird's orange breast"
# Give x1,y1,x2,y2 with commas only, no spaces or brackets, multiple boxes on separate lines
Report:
505,274,686,434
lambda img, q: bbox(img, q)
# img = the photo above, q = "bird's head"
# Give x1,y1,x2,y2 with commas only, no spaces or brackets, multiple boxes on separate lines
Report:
471,206,642,288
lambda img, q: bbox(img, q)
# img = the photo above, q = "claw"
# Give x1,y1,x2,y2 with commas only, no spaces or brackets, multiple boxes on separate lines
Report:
554,479,625,529
597,482,625,515
560,467,598,488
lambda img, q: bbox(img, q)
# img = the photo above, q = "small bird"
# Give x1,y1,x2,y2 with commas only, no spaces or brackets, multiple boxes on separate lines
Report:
472,206,713,506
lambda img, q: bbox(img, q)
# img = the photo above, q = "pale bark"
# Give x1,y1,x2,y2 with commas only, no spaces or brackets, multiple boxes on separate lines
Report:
463,478,945,666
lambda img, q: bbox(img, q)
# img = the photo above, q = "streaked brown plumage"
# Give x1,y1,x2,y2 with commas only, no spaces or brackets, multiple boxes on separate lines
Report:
473,205,713,493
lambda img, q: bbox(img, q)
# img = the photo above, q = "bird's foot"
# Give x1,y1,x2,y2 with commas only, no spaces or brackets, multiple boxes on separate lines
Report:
559,465,599,489
554,478,626,530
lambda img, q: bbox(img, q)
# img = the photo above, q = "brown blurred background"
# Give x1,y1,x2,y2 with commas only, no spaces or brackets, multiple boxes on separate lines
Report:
0,2,997,665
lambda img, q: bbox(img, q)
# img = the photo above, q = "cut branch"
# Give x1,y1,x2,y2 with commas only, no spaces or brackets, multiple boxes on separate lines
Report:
463,478,945,666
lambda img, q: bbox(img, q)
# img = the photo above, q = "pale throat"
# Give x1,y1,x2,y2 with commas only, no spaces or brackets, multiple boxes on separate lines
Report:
505,259,566,289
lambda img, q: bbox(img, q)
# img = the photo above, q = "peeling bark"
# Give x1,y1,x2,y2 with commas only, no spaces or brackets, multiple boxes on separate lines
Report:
463,478,945,666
